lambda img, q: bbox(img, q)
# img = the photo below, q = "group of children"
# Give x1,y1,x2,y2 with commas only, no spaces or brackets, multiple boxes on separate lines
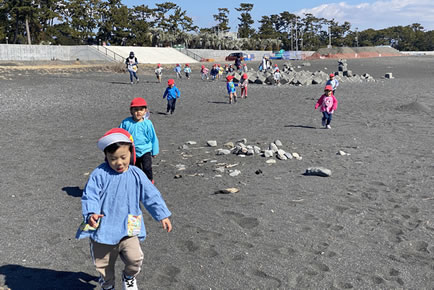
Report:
76,92,175,289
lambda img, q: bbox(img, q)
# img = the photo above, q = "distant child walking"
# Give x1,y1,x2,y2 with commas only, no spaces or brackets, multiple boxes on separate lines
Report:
174,64,182,79
155,63,163,83
273,69,281,85
125,51,139,85
184,64,191,79
163,79,181,114
315,85,338,129
240,73,248,98
226,75,238,104
120,97,159,183
76,128,172,290
200,65,209,80
326,73,339,94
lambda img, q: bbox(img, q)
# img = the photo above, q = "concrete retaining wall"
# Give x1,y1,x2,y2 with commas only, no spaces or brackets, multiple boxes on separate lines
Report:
188,49,314,61
0,44,113,61
400,51,434,56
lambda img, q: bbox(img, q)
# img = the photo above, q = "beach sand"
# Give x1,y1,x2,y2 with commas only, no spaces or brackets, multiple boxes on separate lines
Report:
0,56,433,289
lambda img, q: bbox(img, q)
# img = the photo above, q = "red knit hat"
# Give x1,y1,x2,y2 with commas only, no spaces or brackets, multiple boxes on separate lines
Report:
324,85,333,91
201,65,205,69
130,97,147,108
186,63,189,66
97,128,136,164
168,79,175,85
329,73,335,77
226,75,234,81
157,63,161,67
242,73,248,79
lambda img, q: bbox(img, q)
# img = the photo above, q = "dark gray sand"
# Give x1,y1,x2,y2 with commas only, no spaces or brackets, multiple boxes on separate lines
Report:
0,56,434,289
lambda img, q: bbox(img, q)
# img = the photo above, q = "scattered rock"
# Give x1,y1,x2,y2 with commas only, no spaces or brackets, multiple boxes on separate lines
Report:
255,169,263,175
266,159,277,164
186,141,197,145
179,144,189,150
229,170,241,177
304,167,332,177
274,140,283,147
216,149,231,155
237,138,247,144
223,142,235,148
269,143,279,153
214,187,240,194
253,146,261,154
264,150,274,158
176,164,186,170
207,140,217,147
385,72,394,79
174,174,182,179
284,152,293,160
214,167,225,173
276,149,288,160
292,152,302,160
337,150,350,156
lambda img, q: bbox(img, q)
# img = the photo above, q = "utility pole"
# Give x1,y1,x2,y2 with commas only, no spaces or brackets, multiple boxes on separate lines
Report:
328,26,332,48
295,18,298,51
355,27,359,47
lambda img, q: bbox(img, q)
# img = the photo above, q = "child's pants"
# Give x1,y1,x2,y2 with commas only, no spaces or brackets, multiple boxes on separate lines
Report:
167,99,177,114
322,111,333,125
241,87,248,97
135,152,153,181
129,71,138,82
90,236,143,289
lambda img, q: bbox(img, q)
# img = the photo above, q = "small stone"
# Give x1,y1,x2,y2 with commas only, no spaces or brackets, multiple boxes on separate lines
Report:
214,175,222,178
292,152,302,160
304,167,332,177
207,140,218,147
229,170,241,177
337,150,350,156
255,169,263,175
186,141,197,145
214,167,225,173
284,152,293,159
274,140,283,147
238,154,246,157
385,72,394,79
214,187,240,194
246,149,254,156
253,146,261,154
174,174,182,179
264,150,274,158
216,149,231,155
176,164,186,170
223,142,234,148
276,149,288,160
266,159,277,164
237,138,247,144
269,143,279,153
179,144,189,150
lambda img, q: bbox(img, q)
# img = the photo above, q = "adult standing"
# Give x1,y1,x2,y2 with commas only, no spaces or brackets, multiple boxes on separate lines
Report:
126,51,139,85
235,55,242,71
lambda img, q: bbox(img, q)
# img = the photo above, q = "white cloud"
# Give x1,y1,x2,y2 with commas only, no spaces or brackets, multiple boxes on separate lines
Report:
298,0,434,30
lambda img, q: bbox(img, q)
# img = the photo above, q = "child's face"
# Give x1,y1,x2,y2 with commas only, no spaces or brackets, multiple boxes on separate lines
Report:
169,84,174,88
325,90,332,95
131,106,147,122
106,145,131,173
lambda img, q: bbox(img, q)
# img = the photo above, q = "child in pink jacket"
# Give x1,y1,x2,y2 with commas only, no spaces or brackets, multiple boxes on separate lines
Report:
315,85,338,129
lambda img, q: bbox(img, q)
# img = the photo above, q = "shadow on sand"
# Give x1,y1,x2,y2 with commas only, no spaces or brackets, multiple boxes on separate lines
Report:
62,186,83,198
285,124,317,129
0,265,97,289
208,101,229,105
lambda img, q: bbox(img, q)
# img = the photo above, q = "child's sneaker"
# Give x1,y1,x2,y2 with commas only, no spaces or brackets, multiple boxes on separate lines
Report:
321,119,326,127
326,125,331,129
136,78,139,83
122,274,138,290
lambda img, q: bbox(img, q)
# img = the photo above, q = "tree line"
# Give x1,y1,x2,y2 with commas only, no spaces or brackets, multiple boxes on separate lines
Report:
1,0,433,51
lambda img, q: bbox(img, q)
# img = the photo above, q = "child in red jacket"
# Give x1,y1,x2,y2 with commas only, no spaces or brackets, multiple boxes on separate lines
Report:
315,85,338,129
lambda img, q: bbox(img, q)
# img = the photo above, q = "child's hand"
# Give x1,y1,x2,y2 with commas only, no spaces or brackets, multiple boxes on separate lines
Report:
161,218,172,232
89,214,104,228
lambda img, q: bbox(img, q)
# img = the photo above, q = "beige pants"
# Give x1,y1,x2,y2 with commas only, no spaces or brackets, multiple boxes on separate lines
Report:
90,236,143,289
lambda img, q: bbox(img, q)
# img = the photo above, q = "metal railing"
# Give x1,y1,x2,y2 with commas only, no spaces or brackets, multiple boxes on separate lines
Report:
90,45,125,62
175,47,203,62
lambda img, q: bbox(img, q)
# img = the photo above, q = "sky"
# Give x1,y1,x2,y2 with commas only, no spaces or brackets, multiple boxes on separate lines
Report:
123,0,434,31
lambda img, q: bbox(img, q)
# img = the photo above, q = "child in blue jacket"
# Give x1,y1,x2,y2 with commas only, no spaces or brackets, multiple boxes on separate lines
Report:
76,128,172,290
119,97,159,183
163,78,181,114
226,75,238,104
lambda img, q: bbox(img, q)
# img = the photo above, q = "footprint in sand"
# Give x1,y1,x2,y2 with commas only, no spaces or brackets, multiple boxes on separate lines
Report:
251,269,282,288
153,265,181,286
222,211,259,229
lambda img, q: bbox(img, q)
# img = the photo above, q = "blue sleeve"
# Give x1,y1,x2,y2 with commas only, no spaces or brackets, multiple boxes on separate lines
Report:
163,88,168,99
140,177,171,221
81,173,102,218
149,122,159,156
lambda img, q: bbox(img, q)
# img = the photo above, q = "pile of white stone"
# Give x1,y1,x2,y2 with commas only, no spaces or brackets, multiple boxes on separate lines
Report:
231,60,376,86
208,139,302,162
